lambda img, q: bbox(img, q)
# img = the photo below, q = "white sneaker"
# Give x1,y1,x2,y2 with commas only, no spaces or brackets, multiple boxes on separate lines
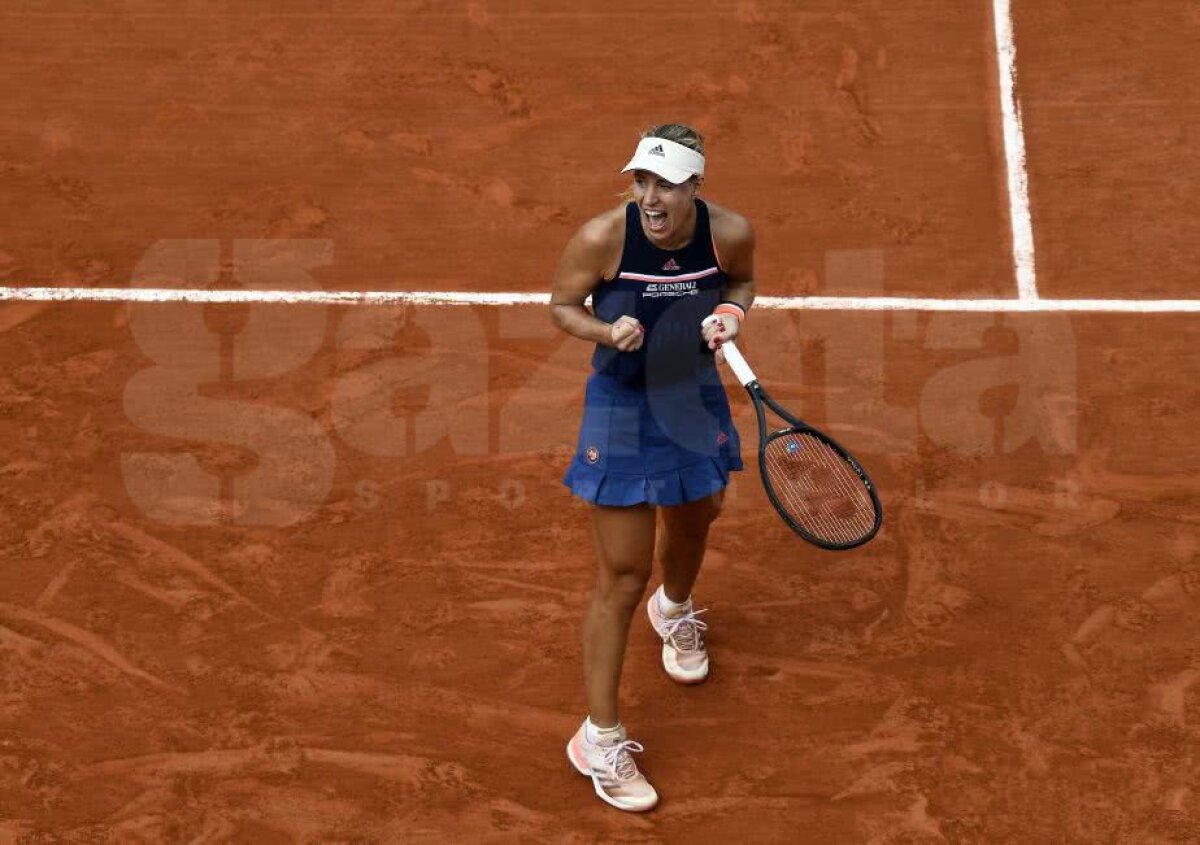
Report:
566,720,658,812
647,587,709,684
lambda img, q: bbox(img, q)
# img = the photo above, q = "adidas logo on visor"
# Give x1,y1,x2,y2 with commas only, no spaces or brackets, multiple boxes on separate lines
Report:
648,144,665,157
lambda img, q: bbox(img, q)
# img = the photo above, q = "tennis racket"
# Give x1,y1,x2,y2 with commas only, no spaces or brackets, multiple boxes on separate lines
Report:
706,318,882,550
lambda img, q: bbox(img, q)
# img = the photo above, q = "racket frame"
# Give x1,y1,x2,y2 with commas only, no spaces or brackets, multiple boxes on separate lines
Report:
708,324,882,551
746,380,883,550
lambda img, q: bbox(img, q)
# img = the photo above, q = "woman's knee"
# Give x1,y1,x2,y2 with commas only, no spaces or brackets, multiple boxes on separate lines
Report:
596,565,652,606
662,491,724,537
589,503,656,604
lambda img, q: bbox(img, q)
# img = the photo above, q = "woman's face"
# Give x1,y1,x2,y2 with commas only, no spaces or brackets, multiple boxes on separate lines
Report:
630,169,698,248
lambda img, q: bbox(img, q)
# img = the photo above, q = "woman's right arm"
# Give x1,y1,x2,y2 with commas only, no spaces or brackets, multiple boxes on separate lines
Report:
549,214,644,352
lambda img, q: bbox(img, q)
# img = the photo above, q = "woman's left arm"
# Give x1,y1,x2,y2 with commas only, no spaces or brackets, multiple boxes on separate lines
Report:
719,212,756,312
704,210,756,350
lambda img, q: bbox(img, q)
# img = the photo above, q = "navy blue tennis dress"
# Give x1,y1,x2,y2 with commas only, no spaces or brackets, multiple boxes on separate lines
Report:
562,199,743,506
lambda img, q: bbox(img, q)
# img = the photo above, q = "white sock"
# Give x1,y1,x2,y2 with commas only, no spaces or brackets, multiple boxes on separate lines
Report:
586,717,622,744
657,585,690,615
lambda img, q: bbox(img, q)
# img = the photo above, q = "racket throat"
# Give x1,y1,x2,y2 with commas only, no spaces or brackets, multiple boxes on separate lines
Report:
748,388,771,441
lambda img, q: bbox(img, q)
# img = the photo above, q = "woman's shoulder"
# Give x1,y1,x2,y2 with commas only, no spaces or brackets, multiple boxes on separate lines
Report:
574,204,628,249
705,201,755,251
559,204,628,281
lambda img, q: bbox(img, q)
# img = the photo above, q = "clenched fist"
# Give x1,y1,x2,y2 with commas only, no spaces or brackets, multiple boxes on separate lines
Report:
701,312,739,350
701,312,740,364
609,315,645,351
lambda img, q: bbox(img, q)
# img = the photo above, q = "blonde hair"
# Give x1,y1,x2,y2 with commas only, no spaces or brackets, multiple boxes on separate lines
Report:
619,123,705,200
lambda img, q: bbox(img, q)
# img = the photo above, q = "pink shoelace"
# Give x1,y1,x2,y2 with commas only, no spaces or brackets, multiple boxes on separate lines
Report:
660,607,708,652
599,739,645,781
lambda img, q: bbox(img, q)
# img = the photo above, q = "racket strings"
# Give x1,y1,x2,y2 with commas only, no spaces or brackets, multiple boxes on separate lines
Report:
763,431,877,545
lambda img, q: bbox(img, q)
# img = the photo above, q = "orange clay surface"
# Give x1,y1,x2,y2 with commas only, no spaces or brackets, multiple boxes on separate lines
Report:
1014,2,1200,299
2,3,1200,843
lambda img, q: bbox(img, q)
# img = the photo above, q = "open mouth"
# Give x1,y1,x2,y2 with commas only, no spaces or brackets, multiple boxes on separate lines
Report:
643,208,667,234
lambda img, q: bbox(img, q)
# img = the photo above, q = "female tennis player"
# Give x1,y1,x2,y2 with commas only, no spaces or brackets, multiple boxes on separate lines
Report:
550,124,755,811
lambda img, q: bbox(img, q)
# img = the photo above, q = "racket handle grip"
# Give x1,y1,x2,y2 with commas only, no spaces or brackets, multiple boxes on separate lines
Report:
720,340,757,386
702,315,757,386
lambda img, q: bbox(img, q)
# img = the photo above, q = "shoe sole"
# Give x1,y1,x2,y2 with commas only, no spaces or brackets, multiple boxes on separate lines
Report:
566,734,658,813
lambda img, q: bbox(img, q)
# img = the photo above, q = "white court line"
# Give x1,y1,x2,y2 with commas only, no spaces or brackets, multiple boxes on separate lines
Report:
992,0,1039,301
1,287,1198,313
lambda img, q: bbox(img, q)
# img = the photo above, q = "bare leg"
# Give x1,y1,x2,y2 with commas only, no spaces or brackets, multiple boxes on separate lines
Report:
656,491,724,604
583,503,657,727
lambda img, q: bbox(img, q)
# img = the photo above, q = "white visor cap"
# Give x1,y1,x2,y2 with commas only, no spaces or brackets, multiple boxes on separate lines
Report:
621,136,705,185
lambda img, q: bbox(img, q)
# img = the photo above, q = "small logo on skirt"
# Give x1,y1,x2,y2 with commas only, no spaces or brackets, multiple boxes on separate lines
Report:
716,431,729,446
585,446,601,464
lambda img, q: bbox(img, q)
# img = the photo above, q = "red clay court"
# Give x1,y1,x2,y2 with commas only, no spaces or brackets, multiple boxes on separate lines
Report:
1,2,1198,842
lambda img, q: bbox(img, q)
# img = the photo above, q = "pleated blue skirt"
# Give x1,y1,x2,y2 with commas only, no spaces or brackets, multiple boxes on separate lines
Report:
563,372,743,507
